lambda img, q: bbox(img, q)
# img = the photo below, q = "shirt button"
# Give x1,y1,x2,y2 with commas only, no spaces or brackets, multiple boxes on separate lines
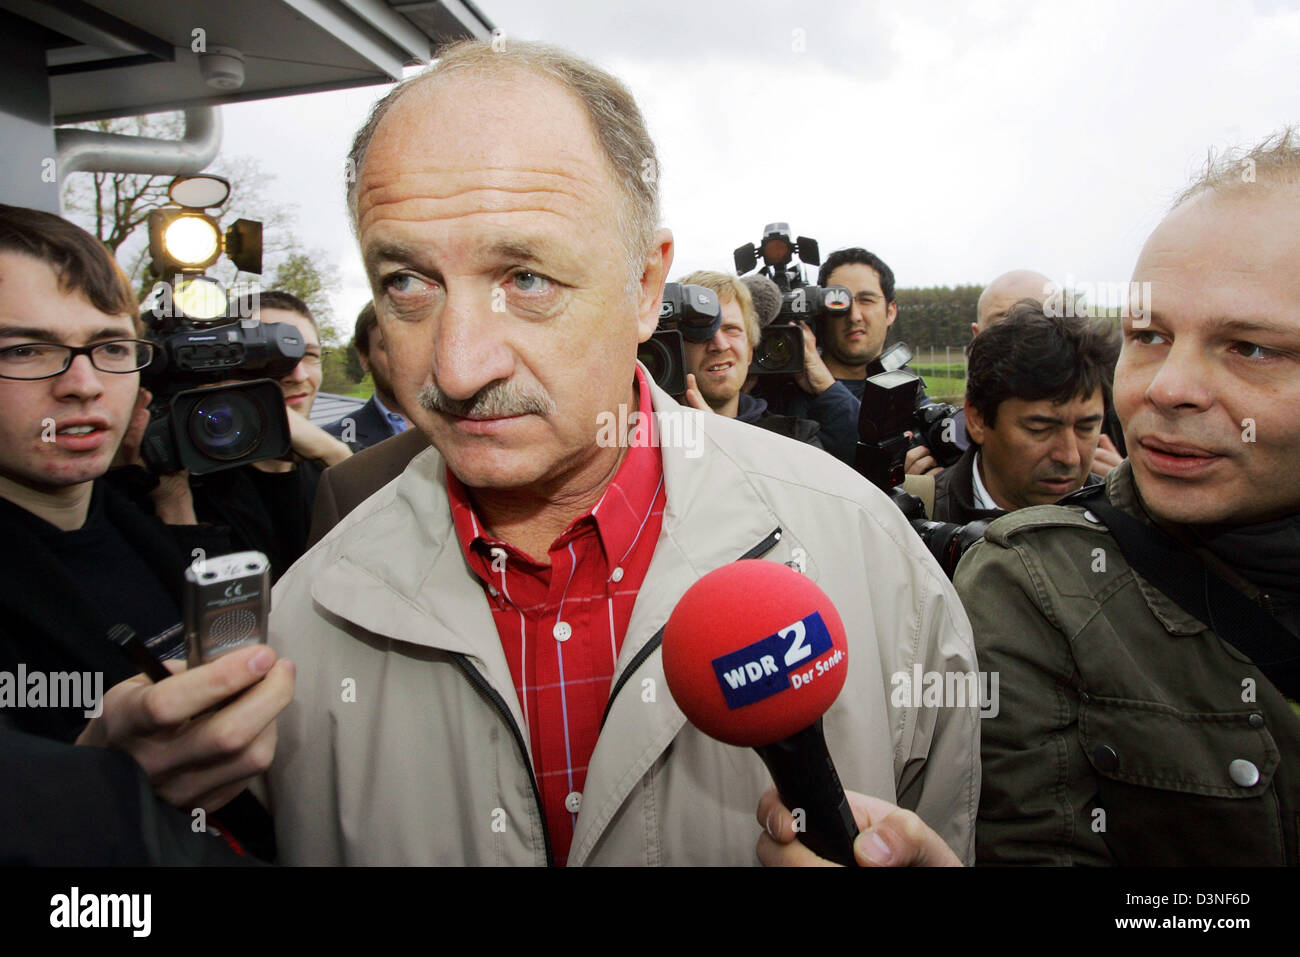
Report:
610,567,624,583
1083,510,1100,524
1229,759,1260,788
1249,713,1265,729
553,621,572,642
564,791,582,813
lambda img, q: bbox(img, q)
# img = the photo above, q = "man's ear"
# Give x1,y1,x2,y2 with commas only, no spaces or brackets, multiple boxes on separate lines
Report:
635,228,674,343
885,299,898,327
964,398,986,445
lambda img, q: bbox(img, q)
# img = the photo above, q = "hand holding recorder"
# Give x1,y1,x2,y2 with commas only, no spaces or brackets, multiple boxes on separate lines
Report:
77,551,294,813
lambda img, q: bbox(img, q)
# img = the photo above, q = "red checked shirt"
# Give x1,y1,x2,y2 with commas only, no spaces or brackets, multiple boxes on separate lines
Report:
447,367,666,865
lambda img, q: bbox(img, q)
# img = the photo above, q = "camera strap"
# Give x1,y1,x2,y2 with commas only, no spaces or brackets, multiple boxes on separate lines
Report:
1073,486,1300,702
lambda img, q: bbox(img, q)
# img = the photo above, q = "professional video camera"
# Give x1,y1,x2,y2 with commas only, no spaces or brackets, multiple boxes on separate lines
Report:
734,222,852,376
638,282,721,396
136,174,299,476
853,347,982,578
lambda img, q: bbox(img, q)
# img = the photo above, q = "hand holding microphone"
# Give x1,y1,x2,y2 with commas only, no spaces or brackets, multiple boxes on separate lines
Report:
757,787,962,867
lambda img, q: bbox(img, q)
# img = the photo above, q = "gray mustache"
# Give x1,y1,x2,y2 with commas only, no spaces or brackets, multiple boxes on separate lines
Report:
417,380,556,419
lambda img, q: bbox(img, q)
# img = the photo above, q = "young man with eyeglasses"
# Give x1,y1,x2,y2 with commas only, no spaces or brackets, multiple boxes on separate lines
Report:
752,247,936,468
0,205,291,860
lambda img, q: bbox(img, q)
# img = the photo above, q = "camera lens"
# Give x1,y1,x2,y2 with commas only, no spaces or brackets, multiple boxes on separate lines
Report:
188,391,265,461
756,330,795,371
637,337,674,384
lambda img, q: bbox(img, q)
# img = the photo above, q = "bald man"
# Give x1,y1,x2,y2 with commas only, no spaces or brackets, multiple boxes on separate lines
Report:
973,269,1059,335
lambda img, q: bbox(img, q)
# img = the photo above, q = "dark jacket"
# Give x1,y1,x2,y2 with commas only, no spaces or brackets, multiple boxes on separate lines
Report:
955,461,1300,865
324,396,396,452
735,392,824,449
308,427,429,547
189,461,322,583
931,447,1008,525
0,722,256,866
0,474,274,860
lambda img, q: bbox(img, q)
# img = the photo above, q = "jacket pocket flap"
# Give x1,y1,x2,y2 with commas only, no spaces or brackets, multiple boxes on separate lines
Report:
1079,695,1278,798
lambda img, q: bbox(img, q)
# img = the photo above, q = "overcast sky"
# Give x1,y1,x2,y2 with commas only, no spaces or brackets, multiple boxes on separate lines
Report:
214,0,1300,338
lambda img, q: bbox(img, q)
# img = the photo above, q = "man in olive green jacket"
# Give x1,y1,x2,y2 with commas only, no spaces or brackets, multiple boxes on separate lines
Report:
955,131,1300,865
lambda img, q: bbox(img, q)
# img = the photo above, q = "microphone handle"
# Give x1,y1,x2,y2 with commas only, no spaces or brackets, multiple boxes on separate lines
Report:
754,717,859,866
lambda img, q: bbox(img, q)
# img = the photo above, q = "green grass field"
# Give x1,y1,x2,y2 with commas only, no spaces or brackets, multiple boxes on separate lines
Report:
912,363,966,404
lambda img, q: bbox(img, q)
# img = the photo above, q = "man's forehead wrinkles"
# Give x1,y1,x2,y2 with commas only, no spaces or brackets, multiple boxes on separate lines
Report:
360,204,583,249
359,163,604,203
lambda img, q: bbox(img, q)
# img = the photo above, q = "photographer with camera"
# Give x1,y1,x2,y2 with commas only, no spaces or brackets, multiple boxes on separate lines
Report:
677,270,823,448
0,205,291,859
753,247,934,469
916,301,1117,525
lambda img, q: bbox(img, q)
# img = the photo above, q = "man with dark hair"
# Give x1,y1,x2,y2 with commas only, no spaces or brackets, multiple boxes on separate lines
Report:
957,128,1300,865
752,246,933,468
324,301,410,451
921,301,1118,525
0,205,291,859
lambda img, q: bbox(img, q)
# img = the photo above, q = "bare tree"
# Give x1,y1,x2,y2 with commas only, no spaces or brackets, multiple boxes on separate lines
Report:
59,111,333,326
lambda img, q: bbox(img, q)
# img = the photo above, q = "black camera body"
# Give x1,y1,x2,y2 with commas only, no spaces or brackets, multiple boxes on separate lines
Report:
852,349,980,578
638,282,721,396
141,316,304,475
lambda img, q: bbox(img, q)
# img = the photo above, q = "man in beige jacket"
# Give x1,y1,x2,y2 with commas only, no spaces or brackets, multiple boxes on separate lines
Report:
267,39,979,865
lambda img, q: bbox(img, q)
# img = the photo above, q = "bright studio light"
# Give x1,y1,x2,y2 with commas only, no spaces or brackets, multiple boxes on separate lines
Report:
162,215,221,268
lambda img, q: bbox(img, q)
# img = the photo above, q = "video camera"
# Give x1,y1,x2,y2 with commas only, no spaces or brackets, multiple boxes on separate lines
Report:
638,282,721,396
852,344,981,578
734,222,852,376
136,174,298,476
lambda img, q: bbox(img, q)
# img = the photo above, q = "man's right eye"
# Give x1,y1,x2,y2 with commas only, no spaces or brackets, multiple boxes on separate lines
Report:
0,343,50,361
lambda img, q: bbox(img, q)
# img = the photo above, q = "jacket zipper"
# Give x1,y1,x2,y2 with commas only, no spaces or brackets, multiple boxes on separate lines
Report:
449,653,555,867
600,527,783,729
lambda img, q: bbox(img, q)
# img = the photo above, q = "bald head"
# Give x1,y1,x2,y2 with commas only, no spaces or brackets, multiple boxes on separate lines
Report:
975,269,1059,334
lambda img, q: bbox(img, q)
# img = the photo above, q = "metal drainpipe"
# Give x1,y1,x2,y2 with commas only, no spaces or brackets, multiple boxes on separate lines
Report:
54,106,222,178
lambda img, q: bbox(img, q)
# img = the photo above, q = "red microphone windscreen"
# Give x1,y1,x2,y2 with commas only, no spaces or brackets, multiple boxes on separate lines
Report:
662,560,849,747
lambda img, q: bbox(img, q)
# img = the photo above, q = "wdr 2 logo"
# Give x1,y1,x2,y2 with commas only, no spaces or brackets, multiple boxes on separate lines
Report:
710,612,836,709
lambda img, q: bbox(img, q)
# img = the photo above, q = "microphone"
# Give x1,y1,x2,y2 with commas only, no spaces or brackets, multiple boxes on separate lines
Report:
662,559,859,865
741,274,783,328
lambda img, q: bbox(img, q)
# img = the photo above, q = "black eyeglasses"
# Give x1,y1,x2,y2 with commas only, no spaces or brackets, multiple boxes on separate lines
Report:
0,339,156,380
